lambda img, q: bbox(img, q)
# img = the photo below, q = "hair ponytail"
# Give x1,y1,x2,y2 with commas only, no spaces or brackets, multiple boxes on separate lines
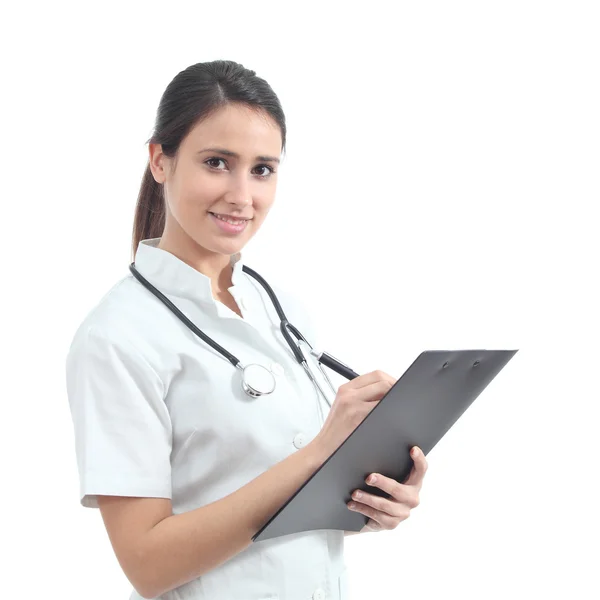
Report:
131,163,166,261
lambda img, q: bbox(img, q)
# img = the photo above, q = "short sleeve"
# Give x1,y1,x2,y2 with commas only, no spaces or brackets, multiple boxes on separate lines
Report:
65,325,173,508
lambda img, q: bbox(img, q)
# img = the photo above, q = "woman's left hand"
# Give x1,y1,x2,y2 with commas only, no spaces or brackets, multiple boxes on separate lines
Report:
347,446,428,533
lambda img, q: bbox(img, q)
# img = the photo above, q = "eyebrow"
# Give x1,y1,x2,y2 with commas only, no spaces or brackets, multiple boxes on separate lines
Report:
197,147,280,164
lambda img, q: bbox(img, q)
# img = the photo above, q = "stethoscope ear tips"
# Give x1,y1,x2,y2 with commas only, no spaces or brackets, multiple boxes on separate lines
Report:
241,363,277,397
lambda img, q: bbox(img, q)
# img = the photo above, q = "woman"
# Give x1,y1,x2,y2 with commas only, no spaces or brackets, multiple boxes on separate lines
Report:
65,59,428,600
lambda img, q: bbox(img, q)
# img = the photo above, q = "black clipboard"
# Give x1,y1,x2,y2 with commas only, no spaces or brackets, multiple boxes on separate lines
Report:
252,349,518,543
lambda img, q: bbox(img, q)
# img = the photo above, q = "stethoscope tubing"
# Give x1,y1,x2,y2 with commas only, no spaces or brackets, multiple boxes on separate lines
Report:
241,265,309,367
129,262,240,368
127,261,359,403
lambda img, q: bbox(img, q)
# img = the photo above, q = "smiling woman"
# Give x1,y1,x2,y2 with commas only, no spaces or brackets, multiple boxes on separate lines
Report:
65,59,413,600
66,59,350,600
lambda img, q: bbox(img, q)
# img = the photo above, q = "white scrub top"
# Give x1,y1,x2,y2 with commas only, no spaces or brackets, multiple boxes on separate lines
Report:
65,237,348,600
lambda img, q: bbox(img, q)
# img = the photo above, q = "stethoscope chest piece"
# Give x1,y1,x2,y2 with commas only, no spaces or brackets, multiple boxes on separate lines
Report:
241,363,277,397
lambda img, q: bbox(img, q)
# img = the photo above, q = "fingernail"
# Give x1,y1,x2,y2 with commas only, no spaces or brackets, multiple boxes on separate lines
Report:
412,447,419,457
368,474,377,484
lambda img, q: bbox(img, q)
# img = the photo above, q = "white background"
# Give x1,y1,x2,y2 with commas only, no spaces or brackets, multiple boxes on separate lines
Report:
2,1,599,598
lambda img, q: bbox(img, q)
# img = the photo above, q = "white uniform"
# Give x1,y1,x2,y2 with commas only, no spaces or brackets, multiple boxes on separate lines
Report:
65,237,349,600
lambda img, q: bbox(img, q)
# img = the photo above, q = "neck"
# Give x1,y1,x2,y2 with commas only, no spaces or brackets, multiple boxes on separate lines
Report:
157,231,233,295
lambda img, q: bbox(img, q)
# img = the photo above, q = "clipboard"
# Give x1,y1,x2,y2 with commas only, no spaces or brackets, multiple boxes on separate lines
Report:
252,349,518,542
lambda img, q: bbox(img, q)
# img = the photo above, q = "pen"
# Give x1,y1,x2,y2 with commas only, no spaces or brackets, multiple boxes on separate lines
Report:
309,348,360,380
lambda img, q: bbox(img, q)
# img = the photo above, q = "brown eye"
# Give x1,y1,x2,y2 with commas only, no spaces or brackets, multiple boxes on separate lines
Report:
254,165,276,178
206,158,226,169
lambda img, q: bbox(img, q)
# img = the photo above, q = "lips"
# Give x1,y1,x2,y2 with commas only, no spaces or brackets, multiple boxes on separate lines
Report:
208,212,250,234
209,212,252,222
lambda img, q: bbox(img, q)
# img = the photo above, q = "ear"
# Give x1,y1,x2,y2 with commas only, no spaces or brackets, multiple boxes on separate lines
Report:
148,143,167,184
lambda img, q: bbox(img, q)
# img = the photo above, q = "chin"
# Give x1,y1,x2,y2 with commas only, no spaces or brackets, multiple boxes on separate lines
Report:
203,237,248,257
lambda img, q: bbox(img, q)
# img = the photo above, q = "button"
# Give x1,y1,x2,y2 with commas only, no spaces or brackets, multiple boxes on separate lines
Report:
313,588,325,600
270,362,285,376
293,433,307,449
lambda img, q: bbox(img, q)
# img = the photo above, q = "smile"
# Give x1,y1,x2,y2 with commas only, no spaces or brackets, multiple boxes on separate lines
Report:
209,212,250,234
209,213,249,225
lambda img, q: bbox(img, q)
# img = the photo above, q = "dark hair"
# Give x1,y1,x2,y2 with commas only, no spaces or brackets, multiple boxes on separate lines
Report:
131,60,287,260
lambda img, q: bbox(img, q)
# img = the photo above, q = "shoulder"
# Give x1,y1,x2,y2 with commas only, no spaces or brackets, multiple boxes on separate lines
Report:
65,278,168,406
66,274,167,366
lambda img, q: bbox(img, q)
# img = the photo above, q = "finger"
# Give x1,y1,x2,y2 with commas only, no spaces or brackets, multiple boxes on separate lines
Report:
404,446,428,487
346,369,396,390
351,380,394,404
350,489,413,516
360,520,382,533
365,519,382,532
362,472,418,508
348,500,405,530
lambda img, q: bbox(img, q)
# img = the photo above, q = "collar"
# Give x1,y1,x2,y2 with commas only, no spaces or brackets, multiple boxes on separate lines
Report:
132,237,246,310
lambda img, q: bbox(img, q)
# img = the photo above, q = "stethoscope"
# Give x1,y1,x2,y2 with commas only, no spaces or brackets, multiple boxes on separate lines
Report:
128,262,360,406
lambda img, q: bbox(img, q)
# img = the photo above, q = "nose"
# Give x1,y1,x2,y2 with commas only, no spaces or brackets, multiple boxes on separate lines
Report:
225,172,253,207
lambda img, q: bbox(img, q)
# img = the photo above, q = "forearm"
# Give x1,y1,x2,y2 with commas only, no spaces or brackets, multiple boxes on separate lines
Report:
136,441,330,598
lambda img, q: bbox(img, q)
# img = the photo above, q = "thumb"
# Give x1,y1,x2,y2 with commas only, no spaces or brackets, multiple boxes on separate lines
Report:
404,446,427,486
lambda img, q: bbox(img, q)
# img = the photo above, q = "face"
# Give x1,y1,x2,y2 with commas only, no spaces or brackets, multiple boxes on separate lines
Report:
149,103,282,262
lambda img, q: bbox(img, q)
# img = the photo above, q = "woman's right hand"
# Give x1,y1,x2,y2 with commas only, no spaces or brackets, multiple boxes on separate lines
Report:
312,370,397,457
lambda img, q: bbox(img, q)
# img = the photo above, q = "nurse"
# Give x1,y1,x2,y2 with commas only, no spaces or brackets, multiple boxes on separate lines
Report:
65,59,428,600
